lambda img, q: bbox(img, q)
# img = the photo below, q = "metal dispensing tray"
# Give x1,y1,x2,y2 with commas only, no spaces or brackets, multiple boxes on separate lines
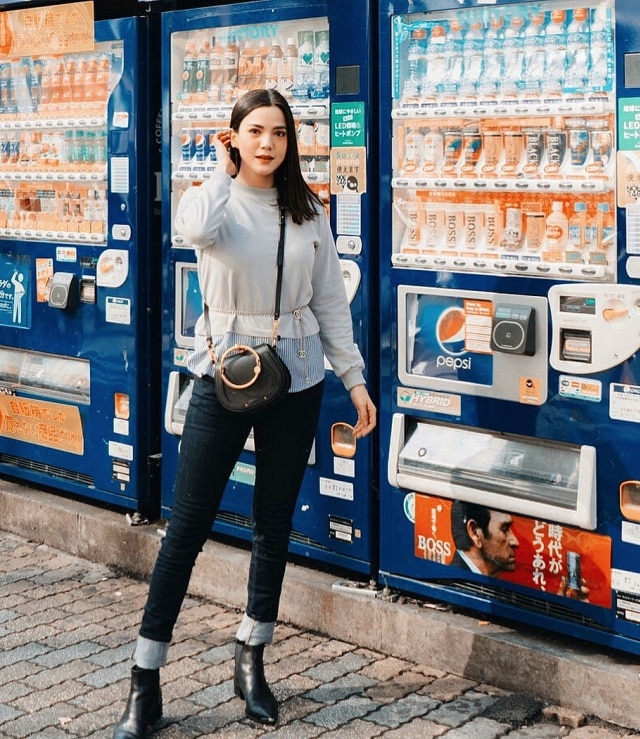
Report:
0,346,90,404
389,414,597,529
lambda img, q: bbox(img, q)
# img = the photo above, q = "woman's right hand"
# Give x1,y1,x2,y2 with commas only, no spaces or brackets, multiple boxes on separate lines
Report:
213,129,237,177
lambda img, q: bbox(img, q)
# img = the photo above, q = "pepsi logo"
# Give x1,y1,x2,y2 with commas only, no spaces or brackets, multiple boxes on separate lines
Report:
436,307,466,355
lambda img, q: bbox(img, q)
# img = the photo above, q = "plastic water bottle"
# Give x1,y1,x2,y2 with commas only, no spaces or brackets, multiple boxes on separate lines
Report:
311,30,329,99
292,30,314,100
564,8,590,91
544,9,568,94
588,5,613,91
401,28,425,107
480,16,505,99
443,19,464,96
422,24,447,102
278,37,297,99
522,12,546,96
501,13,526,98
459,18,484,100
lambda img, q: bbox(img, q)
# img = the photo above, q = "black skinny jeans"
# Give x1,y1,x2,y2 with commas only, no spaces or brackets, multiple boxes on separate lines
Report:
140,375,324,644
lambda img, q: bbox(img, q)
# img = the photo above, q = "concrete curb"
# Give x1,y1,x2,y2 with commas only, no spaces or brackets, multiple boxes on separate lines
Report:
2,479,639,730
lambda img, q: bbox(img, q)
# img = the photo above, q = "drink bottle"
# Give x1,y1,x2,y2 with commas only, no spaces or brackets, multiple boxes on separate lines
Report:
71,55,86,104
221,37,238,102
568,201,587,249
181,39,198,101
278,37,297,99
236,40,255,96
564,8,589,91
208,35,224,102
596,201,615,250
83,55,97,107
444,19,464,94
250,39,269,90
292,30,314,100
480,16,504,98
195,37,210,99
459,18,483,99
265,38,283,90
311,30,329,99
588,5,613,90
544,9,568,94
545,201,569,251
401,28,425,106
95,53,112,106
501,13,525,97
60,59,73,112
422,24,447,101
522,12,546,96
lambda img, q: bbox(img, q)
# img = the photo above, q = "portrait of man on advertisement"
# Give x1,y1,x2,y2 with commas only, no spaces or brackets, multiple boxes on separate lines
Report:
450,500,520,577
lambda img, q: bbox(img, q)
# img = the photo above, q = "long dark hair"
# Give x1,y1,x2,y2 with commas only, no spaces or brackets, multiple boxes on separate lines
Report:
229,89,324,225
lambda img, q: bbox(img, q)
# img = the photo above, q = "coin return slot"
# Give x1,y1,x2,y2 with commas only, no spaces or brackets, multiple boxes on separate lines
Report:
560,329,592,363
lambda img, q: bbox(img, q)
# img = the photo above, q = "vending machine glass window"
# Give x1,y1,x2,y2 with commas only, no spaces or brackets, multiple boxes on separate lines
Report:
389,0,617,282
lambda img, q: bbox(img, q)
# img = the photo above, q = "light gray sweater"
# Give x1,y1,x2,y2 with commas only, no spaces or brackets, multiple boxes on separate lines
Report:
174,171,366,391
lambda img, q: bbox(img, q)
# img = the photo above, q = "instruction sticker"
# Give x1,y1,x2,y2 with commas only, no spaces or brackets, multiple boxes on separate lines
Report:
105,296,131,325
610,383,640,423
559,375,602,402
319,477,354,501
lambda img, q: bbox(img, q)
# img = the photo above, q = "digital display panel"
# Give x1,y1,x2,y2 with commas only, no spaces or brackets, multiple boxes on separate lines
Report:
559,296,597,315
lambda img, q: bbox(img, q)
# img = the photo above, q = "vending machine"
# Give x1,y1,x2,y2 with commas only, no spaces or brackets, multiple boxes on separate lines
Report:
378,0,640,654
161,0,378,575
0,3,162,518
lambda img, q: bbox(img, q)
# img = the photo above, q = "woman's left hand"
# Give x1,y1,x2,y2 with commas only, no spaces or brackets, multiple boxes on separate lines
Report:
349,384,377,439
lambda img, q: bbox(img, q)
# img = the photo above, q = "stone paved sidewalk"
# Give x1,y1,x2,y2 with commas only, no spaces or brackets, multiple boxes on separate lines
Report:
1,531,638,738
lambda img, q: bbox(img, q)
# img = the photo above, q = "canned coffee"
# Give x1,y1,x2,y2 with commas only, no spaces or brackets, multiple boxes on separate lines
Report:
525,212,545,250
502,131,524,174
482,131,503,172
523,129,545,174
546,129,567,172
569,129,590,167
462,130,483,170
422,131,444,173
443,131,463,169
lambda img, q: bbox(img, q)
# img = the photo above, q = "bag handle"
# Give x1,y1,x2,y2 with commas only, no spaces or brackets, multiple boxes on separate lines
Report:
205,205,286,364
218,344,262,389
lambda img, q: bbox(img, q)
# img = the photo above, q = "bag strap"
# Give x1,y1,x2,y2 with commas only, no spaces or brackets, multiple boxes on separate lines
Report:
205,205,286,363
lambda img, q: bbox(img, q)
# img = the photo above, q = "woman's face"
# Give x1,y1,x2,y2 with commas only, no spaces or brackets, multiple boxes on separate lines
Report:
231,104,288,188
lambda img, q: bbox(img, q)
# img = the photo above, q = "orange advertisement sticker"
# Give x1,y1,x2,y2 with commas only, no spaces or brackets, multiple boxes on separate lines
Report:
414,494,612,609
0,2,94,60
0,394,84,455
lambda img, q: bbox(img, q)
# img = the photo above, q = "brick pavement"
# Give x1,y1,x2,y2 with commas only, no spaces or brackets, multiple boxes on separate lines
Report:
1,531,638,738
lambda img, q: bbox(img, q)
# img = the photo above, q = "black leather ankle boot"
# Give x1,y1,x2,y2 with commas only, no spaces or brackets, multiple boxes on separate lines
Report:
233,640,278,724
113,665,162,738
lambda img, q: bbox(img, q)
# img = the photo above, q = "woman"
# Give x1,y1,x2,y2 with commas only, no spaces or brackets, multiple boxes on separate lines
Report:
113,88,376,737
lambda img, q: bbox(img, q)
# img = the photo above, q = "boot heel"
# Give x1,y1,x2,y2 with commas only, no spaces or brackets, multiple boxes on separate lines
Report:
234,640,278,725
113,666,162,739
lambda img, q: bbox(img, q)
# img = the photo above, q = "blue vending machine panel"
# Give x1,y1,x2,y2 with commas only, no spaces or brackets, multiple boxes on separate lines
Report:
378,0,640,655
0,10,161,516
160,0,378,576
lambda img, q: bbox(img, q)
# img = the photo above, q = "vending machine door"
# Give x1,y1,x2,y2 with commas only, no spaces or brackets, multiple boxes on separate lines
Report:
378,0,640,657
0,10,161,517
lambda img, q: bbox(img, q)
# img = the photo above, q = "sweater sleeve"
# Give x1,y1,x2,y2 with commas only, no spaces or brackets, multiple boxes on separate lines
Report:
309,213,366,391
174,170,232,248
